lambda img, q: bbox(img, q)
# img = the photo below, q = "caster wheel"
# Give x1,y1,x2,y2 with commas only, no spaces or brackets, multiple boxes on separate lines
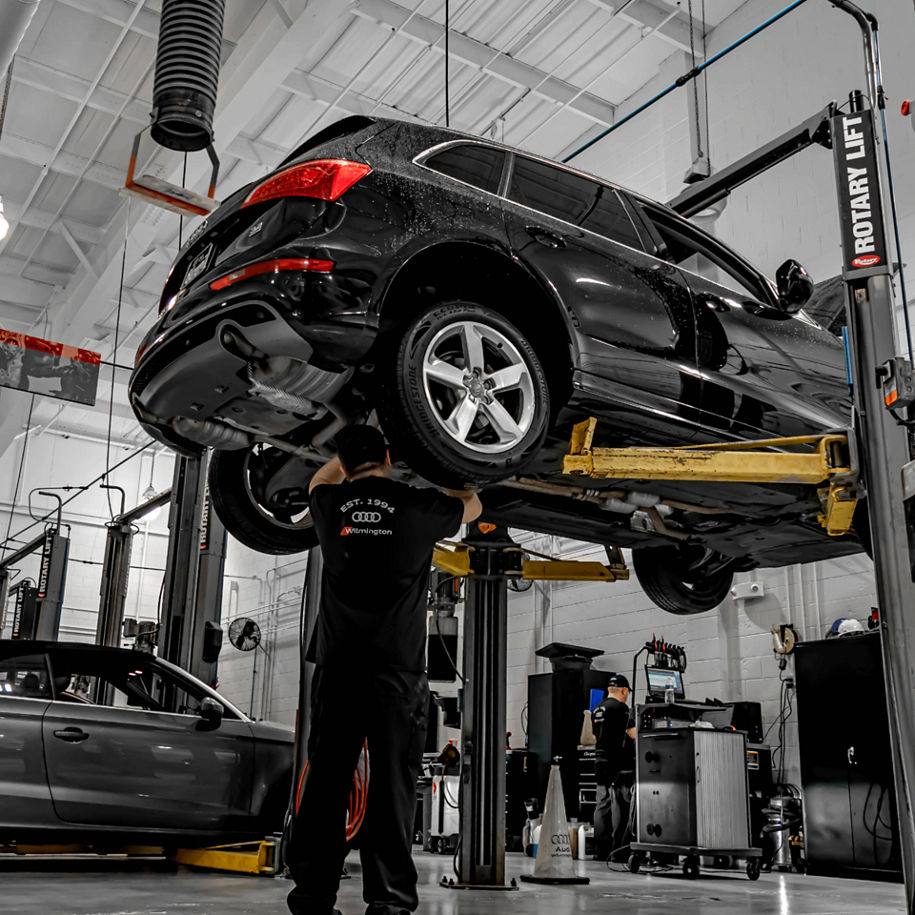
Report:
683,857,700,880
628,853,642,874
746,858,762,881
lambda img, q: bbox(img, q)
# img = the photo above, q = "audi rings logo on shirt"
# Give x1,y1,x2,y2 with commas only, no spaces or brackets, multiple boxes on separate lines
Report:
351,511,382,523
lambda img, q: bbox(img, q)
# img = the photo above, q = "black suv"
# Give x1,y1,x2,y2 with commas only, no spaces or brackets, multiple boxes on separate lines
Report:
130,117,860,614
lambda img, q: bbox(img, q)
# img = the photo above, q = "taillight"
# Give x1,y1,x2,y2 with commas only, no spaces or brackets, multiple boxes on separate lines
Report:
242,159,371,208
209,257,334,291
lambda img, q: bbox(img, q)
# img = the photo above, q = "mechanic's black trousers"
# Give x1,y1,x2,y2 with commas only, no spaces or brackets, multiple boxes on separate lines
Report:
286,666,429,915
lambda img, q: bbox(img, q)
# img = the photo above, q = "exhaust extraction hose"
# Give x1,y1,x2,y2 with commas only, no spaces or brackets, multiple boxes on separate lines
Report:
151,0,226,151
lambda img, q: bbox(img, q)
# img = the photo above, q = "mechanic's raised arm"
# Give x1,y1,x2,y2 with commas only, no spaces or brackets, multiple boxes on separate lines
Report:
446,488,483,523
309,456,345,493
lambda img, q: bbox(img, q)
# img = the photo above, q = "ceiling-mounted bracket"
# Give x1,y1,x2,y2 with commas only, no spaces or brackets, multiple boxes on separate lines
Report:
121,127,220,218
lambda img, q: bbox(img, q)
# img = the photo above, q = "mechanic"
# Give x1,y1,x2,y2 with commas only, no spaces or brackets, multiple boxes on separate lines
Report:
591,673,636,862
285,424,482,915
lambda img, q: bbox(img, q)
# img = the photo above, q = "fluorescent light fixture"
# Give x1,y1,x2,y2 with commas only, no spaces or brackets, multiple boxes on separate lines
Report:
0,197,9,241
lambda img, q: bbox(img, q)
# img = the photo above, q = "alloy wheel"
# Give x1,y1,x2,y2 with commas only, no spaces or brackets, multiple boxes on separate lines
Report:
420,319,536,454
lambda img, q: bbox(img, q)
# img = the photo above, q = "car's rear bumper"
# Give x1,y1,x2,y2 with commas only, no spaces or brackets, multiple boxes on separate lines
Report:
131,285,374,452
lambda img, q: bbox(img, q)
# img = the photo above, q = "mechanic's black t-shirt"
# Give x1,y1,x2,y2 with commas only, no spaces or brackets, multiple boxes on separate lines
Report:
308,476,464,672
592,696,635,782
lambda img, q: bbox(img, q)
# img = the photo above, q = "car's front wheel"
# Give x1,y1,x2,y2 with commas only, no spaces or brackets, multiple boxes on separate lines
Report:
382,302,550,486
209,445,318,555
632,544,735,614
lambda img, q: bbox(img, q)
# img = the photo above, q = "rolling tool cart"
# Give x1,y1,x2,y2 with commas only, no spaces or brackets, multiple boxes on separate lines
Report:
629,725,762,880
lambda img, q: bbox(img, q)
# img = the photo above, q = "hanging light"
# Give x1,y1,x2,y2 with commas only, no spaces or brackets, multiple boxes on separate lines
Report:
0,197,9,241
142,453,161,522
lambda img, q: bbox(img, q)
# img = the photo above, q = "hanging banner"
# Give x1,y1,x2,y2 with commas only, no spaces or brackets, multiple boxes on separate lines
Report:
0,328,100,406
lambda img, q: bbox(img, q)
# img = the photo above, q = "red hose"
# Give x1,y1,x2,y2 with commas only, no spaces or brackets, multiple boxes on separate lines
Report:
295,740,370,841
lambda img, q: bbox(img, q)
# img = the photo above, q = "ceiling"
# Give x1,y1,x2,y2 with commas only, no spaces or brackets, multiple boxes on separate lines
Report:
0,0,745,456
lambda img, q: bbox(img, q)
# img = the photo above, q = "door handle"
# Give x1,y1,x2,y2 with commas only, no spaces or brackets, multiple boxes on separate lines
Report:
525,226,566,249
53,727,89,743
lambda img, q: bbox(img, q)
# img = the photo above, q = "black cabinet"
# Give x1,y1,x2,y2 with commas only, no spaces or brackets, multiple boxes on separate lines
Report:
795,632,901,881
527,667,612,817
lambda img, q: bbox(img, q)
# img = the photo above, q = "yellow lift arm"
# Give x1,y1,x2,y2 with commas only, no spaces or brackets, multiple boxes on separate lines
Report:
432,542,629,582
562,417,858,537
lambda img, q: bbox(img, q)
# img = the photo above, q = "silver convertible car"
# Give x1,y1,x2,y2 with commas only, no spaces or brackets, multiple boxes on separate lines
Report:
0,640,293,849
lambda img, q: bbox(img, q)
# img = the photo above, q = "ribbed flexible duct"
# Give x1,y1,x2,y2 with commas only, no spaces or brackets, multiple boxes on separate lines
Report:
151,0,226,151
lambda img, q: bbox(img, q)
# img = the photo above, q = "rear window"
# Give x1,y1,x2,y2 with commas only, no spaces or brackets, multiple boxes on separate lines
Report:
508,156,643,249
425,144,506,194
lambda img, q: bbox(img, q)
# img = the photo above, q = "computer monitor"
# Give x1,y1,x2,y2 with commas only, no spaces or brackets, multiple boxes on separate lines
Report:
645,667,685,699
589,687,605,712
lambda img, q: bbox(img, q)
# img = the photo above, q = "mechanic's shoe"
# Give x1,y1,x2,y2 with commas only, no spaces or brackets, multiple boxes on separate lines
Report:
286,886,342,915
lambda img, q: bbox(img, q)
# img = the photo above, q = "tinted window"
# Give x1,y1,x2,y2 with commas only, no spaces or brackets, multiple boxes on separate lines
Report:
509,157,642,248
0,653,51,700
642,206,769,303
48,651,235,718
426,145,506,193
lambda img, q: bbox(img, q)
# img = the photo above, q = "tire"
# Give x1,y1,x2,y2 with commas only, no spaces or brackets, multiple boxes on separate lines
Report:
628,852,642,874
683,856,700,879
633,544,735,615
381,301,550,486
746,858,761,881
209,445,318,555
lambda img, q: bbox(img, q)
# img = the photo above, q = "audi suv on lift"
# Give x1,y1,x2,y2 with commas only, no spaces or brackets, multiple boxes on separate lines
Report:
129,116,861,615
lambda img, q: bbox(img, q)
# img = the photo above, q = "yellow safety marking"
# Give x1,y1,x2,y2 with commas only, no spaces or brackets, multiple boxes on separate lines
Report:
171,840,276,876
433,543,472,577
817,483,859,536
433,541,628,582
563,419,852,485
521,559,630,582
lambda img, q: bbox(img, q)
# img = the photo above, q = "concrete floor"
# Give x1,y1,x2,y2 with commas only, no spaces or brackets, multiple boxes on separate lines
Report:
0,851,905,914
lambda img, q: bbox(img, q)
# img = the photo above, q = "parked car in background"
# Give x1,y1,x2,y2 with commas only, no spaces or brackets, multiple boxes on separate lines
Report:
130,116,863,614
0,640,292,849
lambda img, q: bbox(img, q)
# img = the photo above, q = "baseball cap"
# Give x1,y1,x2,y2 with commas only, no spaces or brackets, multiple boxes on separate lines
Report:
607,673,630,690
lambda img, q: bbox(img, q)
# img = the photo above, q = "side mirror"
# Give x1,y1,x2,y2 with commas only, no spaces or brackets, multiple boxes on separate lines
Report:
199,696,224,724
776,259,814,313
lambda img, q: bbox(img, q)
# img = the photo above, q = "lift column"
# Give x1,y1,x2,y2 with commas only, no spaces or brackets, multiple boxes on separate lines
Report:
96,490,171,648
832,94,915,903
457,523,517,889
159,455,227,687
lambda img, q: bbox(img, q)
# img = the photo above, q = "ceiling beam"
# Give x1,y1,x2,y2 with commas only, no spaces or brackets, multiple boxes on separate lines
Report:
0,256,72,289
352,0,617,126
283,69,422,122
58,223,97,279
0,131,124,190
12,57,150,126
587,0,698,54
0,300,44,329
3,201,103,248
54,0,161,39
0,267,58,309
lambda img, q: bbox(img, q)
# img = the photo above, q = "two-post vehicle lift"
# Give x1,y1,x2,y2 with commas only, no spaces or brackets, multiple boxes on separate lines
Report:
414,4,915,898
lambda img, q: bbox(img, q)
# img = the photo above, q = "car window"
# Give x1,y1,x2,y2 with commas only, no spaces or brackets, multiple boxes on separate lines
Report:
0,653,52,701
508,156,644,249
425,144,506,194
640,205,771,303
48,651,233,718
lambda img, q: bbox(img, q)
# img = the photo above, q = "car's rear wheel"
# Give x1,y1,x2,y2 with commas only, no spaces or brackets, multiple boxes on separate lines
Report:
209,445,318,555
382,301,550,486
633,544,735,614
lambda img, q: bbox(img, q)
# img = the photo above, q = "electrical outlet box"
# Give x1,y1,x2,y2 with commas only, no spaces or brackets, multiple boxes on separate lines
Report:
730,581,765,600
